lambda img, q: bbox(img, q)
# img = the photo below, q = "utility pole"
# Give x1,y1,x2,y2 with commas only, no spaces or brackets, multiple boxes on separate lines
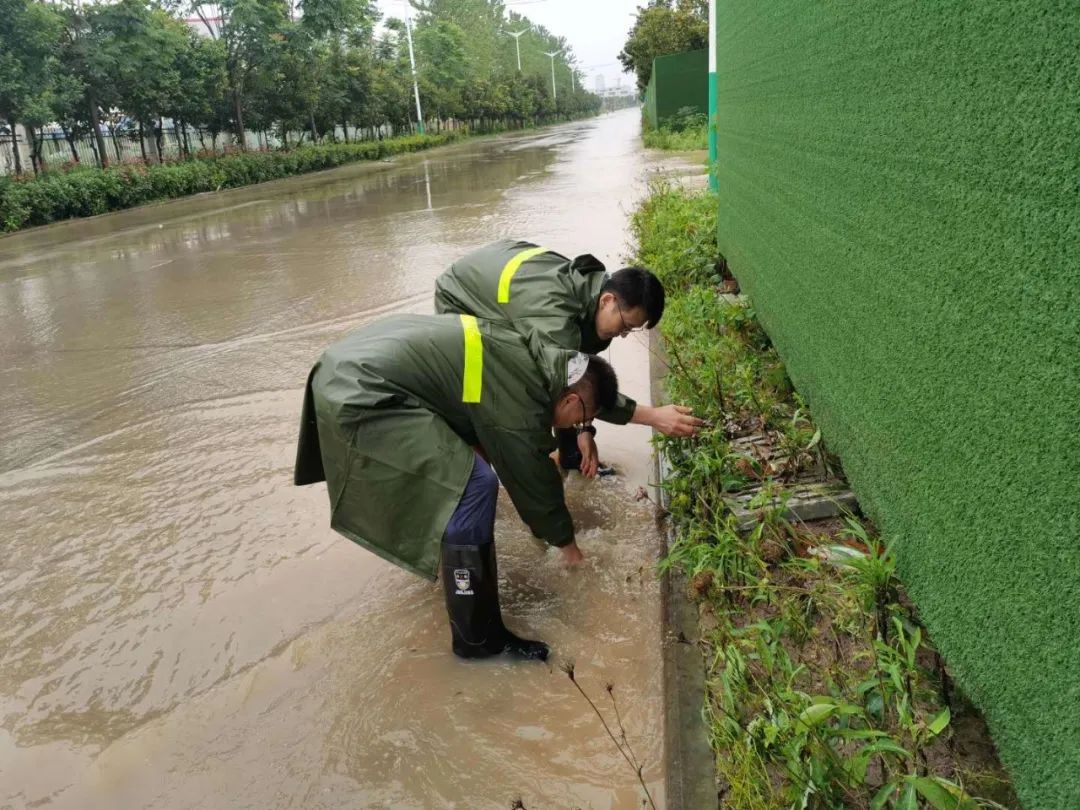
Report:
708,0,717,191
404,9,425,135
543,51,560,103
506,27,529,71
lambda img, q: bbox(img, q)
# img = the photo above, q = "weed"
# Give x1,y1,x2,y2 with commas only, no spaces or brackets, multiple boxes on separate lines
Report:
561,663,657,810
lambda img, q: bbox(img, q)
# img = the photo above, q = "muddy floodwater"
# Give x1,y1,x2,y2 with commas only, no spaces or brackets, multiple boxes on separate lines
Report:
0,109,681,809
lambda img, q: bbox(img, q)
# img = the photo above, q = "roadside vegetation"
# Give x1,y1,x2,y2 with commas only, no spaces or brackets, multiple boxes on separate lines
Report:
630,183,1016,809
0,132,460,232
642,107,708,151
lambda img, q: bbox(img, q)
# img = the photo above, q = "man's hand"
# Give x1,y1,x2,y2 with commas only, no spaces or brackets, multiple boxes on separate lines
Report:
577,431,599,478
560,542,585,566
633,404,706,437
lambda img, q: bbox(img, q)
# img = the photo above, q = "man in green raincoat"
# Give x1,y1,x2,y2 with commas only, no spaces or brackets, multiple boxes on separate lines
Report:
294,313,619,662
434,239,704,476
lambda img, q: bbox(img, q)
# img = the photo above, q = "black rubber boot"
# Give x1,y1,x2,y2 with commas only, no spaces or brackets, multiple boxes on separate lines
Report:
441,543,549,662
558,428,616,476
557,428,581,471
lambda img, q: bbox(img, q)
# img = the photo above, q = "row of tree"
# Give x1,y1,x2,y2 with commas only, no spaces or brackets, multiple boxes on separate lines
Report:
0,0,602,174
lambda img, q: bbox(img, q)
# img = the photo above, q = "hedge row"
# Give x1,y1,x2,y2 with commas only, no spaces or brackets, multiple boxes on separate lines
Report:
0,133,458,232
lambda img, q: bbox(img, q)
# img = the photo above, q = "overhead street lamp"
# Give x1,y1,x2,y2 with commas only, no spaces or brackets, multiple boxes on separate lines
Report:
403,5,424,134
543,50,560,102
505,27,530,71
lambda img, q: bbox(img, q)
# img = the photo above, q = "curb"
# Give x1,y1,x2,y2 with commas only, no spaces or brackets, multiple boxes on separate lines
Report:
650,331,717,809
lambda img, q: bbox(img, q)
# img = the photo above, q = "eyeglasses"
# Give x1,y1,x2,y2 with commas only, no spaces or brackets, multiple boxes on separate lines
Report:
616,300,647,337
574,396,593,429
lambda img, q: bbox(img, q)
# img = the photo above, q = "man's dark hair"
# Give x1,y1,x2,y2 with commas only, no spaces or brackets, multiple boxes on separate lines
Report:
602,266,665,328
565,355,619,414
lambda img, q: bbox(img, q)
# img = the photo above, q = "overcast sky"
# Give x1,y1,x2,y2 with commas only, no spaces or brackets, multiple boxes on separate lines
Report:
374,0,642,92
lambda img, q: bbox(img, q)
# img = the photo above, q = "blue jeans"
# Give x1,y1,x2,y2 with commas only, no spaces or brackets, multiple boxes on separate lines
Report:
443,453,499,547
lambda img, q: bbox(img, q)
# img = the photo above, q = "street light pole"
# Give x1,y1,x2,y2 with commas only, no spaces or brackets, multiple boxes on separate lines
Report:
404,9,425,135
506,28,529,71
543,51,560,103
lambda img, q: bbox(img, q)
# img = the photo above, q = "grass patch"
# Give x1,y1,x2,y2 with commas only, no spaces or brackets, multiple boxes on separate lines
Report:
631,183,1016,809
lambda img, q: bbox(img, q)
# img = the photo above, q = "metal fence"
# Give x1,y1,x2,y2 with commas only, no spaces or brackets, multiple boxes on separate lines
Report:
0,123,414,176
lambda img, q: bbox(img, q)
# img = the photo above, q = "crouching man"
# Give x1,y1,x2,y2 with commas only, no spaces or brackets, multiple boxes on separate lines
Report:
435,238,704,476
294,313,618,661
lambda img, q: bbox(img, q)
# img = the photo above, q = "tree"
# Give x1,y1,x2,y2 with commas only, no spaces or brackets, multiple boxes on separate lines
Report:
292,0,377,141
0,0,63,174
55,2,115,167
167,33,229,156
93,0,189,162
414,19,468,124
190,0,289,149
619,0,708,92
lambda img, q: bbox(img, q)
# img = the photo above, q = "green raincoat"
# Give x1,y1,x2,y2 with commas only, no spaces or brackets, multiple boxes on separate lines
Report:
294,313,578,581
433,238,637,424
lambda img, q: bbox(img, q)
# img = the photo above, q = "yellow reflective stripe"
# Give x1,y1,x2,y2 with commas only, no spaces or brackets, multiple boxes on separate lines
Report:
460,314,483,403
497,246,548,303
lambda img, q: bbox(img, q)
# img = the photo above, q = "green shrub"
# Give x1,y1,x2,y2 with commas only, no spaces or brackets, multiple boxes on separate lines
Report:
630,181,719,292
0,132,459,233
642,105,709,151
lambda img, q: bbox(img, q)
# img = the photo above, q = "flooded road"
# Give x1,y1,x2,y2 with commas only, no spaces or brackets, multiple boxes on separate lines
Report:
0,109,671,809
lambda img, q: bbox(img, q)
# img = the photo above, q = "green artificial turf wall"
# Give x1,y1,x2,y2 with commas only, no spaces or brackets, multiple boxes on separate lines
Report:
644,68,659,130
643,48,708,129
713,3,1079,807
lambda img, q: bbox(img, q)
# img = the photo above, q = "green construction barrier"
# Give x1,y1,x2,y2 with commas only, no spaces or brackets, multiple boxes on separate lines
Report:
714,3,1079,808
643,48,707,129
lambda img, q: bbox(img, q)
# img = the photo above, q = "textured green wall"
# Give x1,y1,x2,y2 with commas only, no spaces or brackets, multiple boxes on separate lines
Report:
644,68,659,130
644,48,708,129
714,3,1079,808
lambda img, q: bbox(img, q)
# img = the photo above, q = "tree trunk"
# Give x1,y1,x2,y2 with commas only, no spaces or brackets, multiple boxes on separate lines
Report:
87,134,100,167
28,129,39,174
231,85,247,150
138,121,148,163
309,109,318,142
179,120,190,158
29,128,42,175
341,120,349,143
155,116,165,163
110,126,122,162
61,125,80,163
9,122,22,175
197,127,206,152
87,96,109,168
